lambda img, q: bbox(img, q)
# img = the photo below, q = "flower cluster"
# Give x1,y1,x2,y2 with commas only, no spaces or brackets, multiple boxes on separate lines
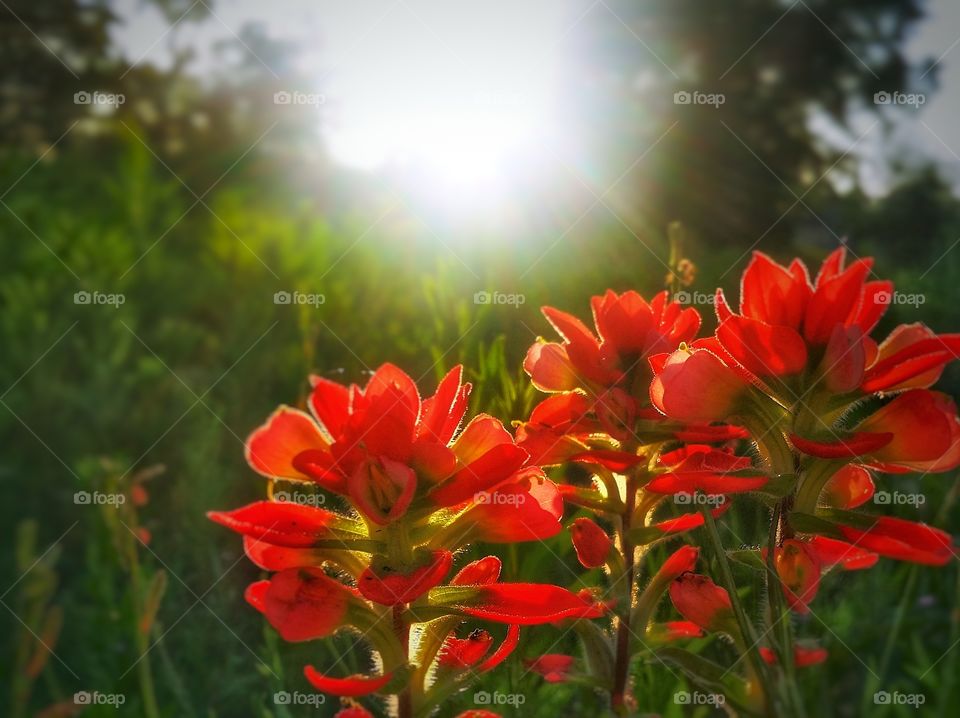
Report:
209,364,603,717
210,249,958,717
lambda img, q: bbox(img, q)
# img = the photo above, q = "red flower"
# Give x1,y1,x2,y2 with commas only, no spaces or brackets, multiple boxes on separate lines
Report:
775,540,821,613
251,568,354,642
655,545,700,583
647,620,704,642
569,518,612,568
855,390,960,473
357,550,452,606
862,324,960,393
438,630,495,669
669,573,735,633
447,469,563,544
837,516,954,566
759,645,828,668
438,624,522,673
650,348,750,423
243,364,533,526
207,501,356,548
823,465,875,509
524,654,575,682
525,291,700,394
450,556,502,585
805,536,878,570
302,667,392,696
436,583,606,625
648,445,765,495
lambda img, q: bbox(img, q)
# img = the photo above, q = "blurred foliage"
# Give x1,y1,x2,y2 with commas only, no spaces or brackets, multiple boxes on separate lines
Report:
1,0,959,716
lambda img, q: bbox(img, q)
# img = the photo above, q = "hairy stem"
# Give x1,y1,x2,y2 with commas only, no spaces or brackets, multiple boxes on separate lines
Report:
700,503,775,713
611,475,638,714
394,605,412,718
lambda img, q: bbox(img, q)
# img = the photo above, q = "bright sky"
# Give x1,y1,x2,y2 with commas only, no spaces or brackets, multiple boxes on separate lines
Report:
111,0,960,195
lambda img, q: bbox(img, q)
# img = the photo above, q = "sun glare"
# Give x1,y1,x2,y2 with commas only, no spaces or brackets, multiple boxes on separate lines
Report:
320,3,566,205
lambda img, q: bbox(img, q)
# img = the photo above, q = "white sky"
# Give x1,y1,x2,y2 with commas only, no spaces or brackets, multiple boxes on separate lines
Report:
110,0,960,195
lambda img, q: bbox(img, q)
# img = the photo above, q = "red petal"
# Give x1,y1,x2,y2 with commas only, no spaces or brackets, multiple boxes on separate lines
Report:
291,449,347,493
302,667,392,696
246,407,328,480
439,630,494,669
806,535,878,570
669,573,734,632
429,443,529,508
714,288,734,324
838,517,954,566
853,280,894,334
858,390,960,471
717,316,808,377
821,324,866,393
245,580,269,612
823,465,875,509
863,327,960,392
358,550,452,605
741,252,810,330
418,365,465,443
308,375,351,439
524,342,580,392
569,518,612,568
647,473,767,495
653,499,731,533
451,556,502,585
524,654,575,683
650,349,748,423
207,502,345,547
655,545,700,581
803,258,871,344
263,568,351,642
541,306,613,385
451,414,515,465
790,432,893,459
477,624,521,672
454,584,605,625
244,535,326,570
463,470,563,542
347,457,417,525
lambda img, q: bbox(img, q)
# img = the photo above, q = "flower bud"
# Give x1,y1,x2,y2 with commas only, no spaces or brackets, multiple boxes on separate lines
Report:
569,518,612,568
668,573,735,633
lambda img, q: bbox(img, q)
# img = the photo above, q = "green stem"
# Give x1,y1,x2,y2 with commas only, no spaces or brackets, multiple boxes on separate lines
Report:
767,504,806,718
611,476,638,715
700,503,775,713
393,604,412,718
